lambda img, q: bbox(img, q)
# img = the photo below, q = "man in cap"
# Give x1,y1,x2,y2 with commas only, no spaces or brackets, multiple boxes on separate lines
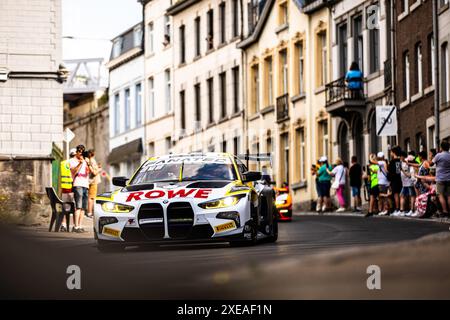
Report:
316,156,332,212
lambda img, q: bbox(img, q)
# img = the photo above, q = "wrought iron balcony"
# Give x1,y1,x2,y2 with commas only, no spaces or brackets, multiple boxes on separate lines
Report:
276,93,289,122
325,77,366,116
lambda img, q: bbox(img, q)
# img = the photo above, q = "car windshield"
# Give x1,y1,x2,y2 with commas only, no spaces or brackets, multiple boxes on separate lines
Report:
130,158,237,185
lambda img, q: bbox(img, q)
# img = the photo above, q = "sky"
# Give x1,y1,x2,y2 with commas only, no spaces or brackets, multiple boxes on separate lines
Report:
62,0,142,62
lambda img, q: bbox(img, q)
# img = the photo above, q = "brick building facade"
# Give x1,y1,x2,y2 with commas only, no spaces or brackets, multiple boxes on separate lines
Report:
396,0,435,152
0,0,65,223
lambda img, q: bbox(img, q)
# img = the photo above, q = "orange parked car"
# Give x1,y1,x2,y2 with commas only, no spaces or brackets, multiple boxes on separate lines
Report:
274,186,292,221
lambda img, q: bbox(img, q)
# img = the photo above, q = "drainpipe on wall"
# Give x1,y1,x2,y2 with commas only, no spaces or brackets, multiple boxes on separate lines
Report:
432,0,440,147
239,0,248,158
140,1,148,158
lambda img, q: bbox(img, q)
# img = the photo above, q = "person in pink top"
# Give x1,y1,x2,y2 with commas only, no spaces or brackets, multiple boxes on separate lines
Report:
69,144,90,233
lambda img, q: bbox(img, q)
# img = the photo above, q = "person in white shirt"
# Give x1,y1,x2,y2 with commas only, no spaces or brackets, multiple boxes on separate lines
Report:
69,144,90,233
397,152,416,216
327,158,347,212
377,152,390,216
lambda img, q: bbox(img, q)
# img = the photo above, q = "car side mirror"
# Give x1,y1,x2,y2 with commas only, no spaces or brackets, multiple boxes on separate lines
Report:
242,171,262,182
112,176,128,187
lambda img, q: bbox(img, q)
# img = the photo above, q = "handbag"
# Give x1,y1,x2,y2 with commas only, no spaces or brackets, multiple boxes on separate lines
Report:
331,167,344,190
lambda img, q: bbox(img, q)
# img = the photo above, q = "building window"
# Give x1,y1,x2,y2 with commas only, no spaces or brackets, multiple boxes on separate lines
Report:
251,64,260,114
317,31,327,86
179,24,186,64
428,125,436,150
112,38,122,59
264,56,273,107
164,15,171,45
134,24,142,47
279,49,288,95
403,51,410,100
207,77,214,124
415,43,423,94
148,77,154,118
124,88,130,130
401,0,408,13
135,83,142,126
222,138,227,152
405,138,411,152
232,0,239,38
353,15,363,74
207,9,214,50
295,128,306,182
148,142,155,157
195,17,201,57
232,66,240,113
368,5,380,74
266,136,273,156
338,23,348,77
194,83,201,123
220,71,227,119
219,2,226,44
114,93,120,134
280,132,289,184
442,42,449,104
319,120,329,157
165,69,171,112
428,34,436,87
233,136,240,156
180,90,186,130
148,22,154,53
295,42,305,95
440,0,450,7
165,136,172,154
279,0,288,26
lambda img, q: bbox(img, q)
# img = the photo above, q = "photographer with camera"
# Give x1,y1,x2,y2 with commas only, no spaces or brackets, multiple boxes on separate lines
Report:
69,144,90,233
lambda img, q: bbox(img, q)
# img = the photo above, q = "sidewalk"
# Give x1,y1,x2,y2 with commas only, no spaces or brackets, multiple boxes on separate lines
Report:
295,210,450,225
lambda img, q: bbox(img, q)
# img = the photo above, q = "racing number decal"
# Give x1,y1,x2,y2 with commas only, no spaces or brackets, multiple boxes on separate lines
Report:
125,188,212,202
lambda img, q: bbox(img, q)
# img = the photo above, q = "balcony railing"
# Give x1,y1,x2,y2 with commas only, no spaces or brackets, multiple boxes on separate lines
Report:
325,76,365,107
276,93,289,122
384,59,392,89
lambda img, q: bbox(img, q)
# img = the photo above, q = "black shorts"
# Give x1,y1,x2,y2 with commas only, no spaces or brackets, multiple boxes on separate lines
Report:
390,182,402,194
370,186,380,197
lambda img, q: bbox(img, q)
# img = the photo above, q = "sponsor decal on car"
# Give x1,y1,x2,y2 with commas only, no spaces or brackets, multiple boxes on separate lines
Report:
125,188,212,202
103,227,121,237
214,221,236,233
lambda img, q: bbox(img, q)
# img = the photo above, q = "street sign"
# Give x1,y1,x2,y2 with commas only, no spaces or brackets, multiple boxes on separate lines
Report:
376,106,397,136
63,128,75,142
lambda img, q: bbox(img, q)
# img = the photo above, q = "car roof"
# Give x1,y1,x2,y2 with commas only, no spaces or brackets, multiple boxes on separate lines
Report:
147,152,234,161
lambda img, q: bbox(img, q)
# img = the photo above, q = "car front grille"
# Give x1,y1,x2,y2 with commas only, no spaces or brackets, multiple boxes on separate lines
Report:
138,203,165,240
167,202,194,239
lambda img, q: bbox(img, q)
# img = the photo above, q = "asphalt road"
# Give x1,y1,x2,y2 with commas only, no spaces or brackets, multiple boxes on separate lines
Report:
1,214,449,299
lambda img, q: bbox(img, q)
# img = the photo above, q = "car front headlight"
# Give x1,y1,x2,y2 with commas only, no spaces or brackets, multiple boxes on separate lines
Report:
198,194,245,209
101,202,135,213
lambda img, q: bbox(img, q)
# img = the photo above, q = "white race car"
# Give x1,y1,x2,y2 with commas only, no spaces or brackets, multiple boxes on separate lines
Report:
94,153,278,252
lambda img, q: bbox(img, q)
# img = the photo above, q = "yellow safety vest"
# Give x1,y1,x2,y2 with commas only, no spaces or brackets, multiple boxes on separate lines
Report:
60,160,73,190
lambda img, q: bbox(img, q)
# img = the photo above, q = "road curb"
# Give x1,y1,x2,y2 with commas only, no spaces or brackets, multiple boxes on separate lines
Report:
293,211,450,225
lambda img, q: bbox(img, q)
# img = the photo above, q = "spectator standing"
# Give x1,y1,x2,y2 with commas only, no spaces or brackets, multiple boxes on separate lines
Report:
86,149,101,218
59,148,76,231
349,156,363,212
431,140,450,218
69,144,90,233
377,152,390,216
415,150,432,195
394,152,416,216
311,161,322,212
388,146,403,215
345,62,363,99
317,156,332,212
365,153,380,217
327,158,347,212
